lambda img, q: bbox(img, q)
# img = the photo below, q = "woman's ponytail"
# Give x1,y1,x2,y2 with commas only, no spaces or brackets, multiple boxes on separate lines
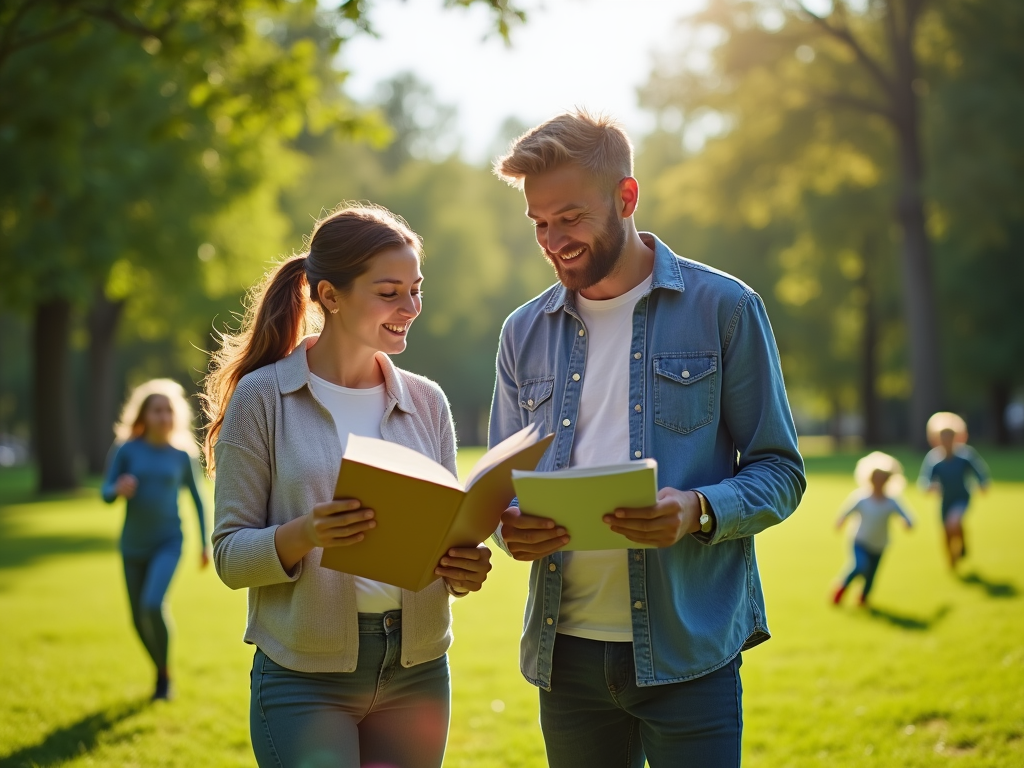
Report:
202,202,422,474
201,255,317,473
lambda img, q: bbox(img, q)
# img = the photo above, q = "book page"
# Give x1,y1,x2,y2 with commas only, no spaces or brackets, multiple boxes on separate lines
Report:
513,459,656,481
463,423,549,490
342,434,462,490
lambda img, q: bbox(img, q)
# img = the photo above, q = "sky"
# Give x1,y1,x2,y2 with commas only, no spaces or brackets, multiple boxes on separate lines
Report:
340,0,707,163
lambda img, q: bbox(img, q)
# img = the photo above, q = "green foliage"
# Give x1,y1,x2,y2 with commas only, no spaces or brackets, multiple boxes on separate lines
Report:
1,456,1022,766
636,0,1024,434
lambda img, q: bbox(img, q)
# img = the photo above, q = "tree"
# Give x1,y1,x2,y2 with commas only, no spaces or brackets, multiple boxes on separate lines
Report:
925,0,1024,442
641,0,950,445
0,0,525,489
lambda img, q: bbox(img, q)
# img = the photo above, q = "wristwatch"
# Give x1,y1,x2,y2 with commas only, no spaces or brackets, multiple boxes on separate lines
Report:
696,491,714,534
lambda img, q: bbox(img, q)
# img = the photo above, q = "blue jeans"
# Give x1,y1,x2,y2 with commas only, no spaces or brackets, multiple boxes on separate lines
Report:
540,634,743,768
842,542,884,598
250,611,450,768
122,538,182,670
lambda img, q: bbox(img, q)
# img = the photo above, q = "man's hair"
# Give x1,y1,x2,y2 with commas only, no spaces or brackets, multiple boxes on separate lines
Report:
493,109,634,191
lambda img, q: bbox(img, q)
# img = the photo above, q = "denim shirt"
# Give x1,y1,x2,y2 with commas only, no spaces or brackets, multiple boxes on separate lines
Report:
488,233,806,690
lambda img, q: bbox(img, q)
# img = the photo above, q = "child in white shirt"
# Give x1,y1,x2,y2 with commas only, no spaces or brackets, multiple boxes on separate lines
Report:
833,452,914,606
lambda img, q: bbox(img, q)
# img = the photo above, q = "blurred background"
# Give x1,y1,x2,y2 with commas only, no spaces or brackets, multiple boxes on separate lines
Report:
1,3,1023,767
2,0,1022,493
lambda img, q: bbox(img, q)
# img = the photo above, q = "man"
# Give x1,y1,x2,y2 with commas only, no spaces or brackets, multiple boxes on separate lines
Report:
488,110,806,768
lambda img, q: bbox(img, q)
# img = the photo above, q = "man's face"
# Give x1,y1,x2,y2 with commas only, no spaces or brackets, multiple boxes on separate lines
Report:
523,164,627,292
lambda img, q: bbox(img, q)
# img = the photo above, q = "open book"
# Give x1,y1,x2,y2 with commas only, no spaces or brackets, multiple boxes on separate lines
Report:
512,460,659,551
320,424,554,591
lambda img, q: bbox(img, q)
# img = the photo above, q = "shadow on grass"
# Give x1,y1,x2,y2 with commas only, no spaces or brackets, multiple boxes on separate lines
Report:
0,512,114,573
866,604,951,631
958,571,1019,599
0,698,148,767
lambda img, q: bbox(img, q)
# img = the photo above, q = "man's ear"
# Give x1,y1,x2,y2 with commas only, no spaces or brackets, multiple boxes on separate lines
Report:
618,177,640,218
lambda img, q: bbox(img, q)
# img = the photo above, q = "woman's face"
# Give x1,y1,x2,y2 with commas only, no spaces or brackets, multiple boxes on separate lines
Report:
143,395,174,441
328,245,423,356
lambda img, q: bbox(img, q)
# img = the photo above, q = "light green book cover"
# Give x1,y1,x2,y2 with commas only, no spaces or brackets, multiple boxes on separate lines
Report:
511,460,659,551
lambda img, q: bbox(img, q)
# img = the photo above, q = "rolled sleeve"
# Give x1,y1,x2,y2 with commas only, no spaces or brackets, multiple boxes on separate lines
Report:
213,440,301,589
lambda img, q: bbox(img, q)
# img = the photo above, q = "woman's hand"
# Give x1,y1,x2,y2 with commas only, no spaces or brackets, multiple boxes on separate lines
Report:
436,544,492,595
303,499,376,548
274,498,374,573
200,547,211,569
114,474,138,499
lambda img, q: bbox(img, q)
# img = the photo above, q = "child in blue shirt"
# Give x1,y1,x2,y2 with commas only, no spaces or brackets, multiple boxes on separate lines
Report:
102,379,208,700
833,452,914,606
918,412,990,569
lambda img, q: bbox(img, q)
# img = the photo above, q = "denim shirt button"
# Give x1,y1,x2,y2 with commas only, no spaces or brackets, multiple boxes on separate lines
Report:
572,373,580,381
633,601,643,610
562,419,571,427
546,617,554,625
634,404,642,412
578,328,585,336
633,352,642,359
634,450,642,458
548,563,557,572
682,370,691,378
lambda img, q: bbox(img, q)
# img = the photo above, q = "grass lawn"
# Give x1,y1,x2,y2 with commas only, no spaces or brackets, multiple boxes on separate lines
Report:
0,448,1022,767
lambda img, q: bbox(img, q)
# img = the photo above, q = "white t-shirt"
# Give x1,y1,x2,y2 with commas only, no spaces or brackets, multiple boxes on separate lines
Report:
557,273,653,642
838,492,913,553
308,373,403,613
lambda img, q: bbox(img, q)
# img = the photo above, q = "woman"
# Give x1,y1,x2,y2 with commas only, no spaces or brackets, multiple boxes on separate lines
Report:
204,204,492,768
102,378,209,701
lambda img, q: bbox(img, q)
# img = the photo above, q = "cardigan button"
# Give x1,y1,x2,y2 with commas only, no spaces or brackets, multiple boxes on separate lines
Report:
546,617,554,625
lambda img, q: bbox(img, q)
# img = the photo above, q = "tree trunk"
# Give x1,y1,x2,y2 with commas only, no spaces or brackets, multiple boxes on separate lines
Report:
890,5,944,449
990,381,1011,446
85,289,125,474
32,300,78,491
860,255,882,447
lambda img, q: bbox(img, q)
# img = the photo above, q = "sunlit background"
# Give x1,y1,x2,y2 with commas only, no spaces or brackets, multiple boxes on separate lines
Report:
1,0,1022,766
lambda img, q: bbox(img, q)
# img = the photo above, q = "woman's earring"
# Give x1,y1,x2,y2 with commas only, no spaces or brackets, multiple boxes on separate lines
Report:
330,307,339,315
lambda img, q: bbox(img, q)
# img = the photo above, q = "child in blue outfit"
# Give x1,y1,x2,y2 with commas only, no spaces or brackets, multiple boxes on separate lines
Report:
102,379,208,700
918,412,990,569
833,452,914,606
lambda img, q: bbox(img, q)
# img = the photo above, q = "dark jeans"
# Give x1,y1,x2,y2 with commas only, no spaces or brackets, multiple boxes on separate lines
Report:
122,539,181,670
540,634,743,768
842,542,884,598
250,611,450,768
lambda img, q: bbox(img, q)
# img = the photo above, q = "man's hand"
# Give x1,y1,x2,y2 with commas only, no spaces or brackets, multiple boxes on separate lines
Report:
200,547,211,569
114,474,138,499
435,544,492,593
500,506,569,561
603,488,702,547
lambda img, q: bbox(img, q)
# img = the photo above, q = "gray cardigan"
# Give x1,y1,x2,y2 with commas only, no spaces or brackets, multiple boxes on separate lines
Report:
212,337,457,673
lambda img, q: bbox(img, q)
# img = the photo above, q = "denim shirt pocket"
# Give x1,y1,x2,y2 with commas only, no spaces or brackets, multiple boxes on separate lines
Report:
519,376,555,431
653,353,718,434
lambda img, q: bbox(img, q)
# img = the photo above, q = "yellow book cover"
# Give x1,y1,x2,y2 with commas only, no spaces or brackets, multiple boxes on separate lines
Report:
320,424,553,591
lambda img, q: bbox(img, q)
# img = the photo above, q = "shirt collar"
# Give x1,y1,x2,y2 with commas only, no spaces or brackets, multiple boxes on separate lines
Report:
275,336,417,415
543,231,685,314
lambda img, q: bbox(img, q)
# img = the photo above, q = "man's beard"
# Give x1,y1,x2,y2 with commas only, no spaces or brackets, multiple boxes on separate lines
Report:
543,206,627,292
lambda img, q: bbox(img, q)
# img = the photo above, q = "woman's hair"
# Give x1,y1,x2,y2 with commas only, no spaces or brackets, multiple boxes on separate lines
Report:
201,203,422,473
854,451,906,496
926,411,968,446
114,378,199,457
493,109,634,191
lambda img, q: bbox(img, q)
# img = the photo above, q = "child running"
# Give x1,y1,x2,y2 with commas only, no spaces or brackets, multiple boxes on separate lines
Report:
918,412,990,569
833,451,914,607
102,379,209,700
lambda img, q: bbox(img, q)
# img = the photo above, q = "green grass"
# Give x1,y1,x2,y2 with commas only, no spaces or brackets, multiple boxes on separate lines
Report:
0,449,1022,767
